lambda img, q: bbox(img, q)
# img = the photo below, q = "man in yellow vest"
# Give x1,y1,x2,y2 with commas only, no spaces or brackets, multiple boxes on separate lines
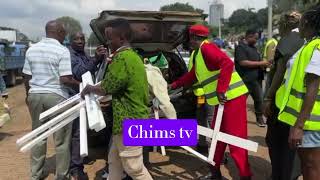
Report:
264,34,279,96
187,41,215,154
263,36,278,63
170,25,252,180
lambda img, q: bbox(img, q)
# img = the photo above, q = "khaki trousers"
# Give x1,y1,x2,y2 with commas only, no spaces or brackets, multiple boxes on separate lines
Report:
27,93,72,180
108,134,153,180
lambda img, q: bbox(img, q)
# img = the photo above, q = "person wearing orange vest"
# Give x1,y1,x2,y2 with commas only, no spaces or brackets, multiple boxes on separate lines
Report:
170,25,252,180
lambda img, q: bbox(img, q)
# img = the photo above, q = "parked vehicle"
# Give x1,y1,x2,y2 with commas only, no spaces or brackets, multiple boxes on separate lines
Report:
90,10,205,119
0,40,27,86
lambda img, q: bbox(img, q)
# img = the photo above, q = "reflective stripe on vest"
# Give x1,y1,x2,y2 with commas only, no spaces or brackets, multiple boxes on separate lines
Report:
188,41,208,96
194,40,248,106
275,38,320,130
263,38,278,59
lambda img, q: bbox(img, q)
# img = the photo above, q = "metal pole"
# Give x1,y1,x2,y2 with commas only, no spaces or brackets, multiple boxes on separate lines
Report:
218,12,222,39
218,17,222,39
268,0,273,39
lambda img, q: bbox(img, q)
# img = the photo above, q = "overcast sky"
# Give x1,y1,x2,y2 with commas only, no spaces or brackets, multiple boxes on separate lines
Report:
0,0,267,40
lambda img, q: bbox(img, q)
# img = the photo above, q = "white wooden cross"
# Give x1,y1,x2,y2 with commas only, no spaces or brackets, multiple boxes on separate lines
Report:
181,105,258,165
152,107,166,156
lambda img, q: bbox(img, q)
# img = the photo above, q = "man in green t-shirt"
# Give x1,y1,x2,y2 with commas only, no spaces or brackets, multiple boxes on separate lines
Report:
81,18,152,180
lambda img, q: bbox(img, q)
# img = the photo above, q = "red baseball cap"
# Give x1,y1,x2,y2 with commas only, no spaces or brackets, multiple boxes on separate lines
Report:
189,24,209,37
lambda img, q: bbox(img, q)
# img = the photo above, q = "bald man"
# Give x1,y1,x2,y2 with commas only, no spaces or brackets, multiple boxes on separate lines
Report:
23,20,80,180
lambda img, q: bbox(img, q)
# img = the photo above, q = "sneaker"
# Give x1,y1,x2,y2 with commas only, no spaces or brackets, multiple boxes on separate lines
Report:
200,168,222,180
101,170,108,179
102,171,129,180
256,118,266,127
1,92,8,99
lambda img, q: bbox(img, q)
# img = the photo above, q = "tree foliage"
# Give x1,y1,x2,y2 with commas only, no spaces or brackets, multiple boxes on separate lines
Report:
56,16,82,36
227,8,268,33
273,0,319,13
160,2,204,14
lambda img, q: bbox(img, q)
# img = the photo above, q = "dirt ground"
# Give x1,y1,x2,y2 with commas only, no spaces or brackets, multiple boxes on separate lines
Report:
0,78,278,180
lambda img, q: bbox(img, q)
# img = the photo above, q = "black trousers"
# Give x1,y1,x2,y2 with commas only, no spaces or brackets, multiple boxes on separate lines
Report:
244,80,263,121
196,103,214,147
70,118,84,174
70,107,114,174
266,108,301,180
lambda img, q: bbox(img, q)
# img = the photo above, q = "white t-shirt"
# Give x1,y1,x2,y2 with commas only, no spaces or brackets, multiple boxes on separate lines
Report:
305,50,320,76
286,48,320,87
23,38,72,98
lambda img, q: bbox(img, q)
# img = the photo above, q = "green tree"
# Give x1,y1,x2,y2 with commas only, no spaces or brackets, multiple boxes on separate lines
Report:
256,8,268,29
228,8,268,33
228,9,253,32
274,0,319,12
160,2,204,14
56,16,82,36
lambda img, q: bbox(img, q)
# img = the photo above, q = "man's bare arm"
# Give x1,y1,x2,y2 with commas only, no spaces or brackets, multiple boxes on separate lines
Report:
60,75,80,90
239,60,271,68
265,55,290,100
22,73,31,98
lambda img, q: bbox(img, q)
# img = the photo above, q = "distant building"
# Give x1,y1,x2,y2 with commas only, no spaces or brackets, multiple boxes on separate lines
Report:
209,1,224,27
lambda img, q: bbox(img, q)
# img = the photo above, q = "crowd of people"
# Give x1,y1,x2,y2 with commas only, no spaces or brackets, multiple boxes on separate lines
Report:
18,4,320,180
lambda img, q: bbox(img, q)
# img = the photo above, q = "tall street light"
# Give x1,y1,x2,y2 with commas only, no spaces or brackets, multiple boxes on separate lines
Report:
268,0,273,39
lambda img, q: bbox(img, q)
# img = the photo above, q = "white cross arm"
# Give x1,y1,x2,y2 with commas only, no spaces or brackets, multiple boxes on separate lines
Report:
39,81,101,122
79,83,88,157
39,94,80,122
197,125,258,152
180,146,215,166
17,102,83,147
152,109,166,156
17,94,106,148
20,112,79,153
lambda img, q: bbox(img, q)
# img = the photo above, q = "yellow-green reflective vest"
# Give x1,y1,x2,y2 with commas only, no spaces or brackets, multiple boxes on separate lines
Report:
275,38,320,130
188,47,205,96
263,38,278,59
193,40,249,106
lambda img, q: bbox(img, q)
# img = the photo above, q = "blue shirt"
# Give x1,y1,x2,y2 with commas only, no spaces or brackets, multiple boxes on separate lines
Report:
69,47,98,94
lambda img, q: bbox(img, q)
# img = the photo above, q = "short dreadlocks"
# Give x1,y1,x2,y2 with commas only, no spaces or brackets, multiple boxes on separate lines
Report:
301,5,320,36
